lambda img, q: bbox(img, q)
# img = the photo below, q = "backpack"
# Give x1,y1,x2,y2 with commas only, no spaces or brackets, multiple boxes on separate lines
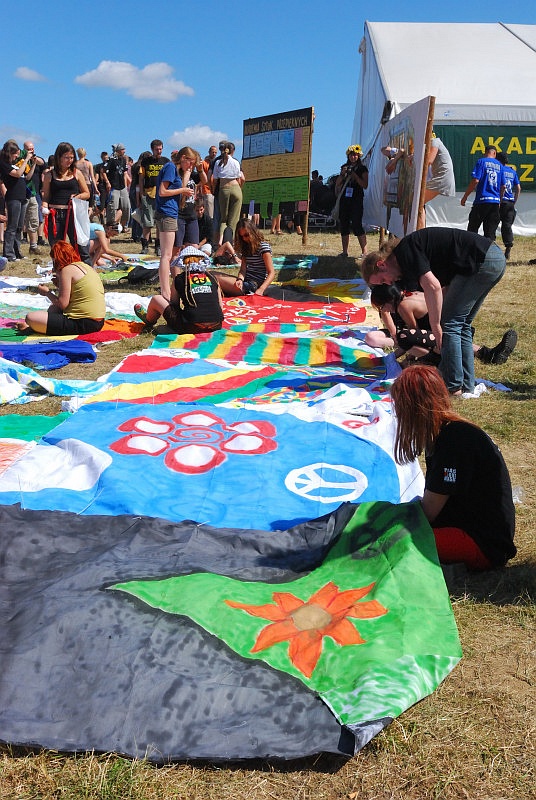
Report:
120,264,159,285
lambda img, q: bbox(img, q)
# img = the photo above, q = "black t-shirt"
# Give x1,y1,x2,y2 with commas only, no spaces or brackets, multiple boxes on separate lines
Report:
339,160,368,200
175,270,223,325
105,157,127,191
393,229,492,290
425,420,516,566
197,212,212,243
140,155,169,195
0,160,27,201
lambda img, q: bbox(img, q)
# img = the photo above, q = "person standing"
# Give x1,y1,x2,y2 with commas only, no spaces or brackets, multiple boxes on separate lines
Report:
496,152,521,261
139,139,169,256
335,144,368,258
417,133,455,229
201,145,218,224
361,227,506,396
94,152,109,221
0,140,35,262
210,141,244,245
104,144,130,233
23,140,45,255
461,144,504,241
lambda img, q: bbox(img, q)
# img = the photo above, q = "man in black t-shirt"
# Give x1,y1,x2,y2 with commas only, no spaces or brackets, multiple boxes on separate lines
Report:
361,228,506,395
139,139,169,255
104,144,130,230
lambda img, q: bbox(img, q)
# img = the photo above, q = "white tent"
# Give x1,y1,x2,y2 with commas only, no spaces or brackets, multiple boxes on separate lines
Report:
353,22,536,235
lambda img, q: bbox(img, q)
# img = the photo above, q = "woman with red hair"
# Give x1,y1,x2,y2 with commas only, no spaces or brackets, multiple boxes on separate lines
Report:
390,365,516,570
17,241,105,335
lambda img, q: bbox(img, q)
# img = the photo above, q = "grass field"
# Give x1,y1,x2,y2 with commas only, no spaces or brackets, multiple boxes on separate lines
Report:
0,227,534,800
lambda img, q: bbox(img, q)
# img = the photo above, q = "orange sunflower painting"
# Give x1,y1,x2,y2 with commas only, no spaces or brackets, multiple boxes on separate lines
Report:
225,581,388,678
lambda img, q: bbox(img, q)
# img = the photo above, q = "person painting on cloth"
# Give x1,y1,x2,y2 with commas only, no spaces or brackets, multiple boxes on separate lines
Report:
361,228,506,395
16,241,105,335
390,365,516,571
134,246,223,333
213,219,275,297
366,284,517,367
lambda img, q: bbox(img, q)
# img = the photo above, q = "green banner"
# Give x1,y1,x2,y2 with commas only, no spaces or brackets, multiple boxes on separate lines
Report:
113,500,462,728
435,125,536,193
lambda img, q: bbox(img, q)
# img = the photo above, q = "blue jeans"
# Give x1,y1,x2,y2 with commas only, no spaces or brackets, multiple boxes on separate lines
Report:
440,243,506,393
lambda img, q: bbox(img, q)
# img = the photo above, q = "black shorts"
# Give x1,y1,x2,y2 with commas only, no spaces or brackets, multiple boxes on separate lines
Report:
46,309,104,336
163,304,222,334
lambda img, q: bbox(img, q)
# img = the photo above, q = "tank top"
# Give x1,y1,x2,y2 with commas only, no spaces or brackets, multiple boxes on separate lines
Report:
50,172,80,206
65,263,106,319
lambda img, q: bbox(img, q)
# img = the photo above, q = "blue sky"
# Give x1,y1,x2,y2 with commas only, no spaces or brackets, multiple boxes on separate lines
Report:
3,1,535,178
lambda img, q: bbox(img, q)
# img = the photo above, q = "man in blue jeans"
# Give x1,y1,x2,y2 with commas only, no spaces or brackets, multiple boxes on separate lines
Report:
461,144,504,241
361,228,507,395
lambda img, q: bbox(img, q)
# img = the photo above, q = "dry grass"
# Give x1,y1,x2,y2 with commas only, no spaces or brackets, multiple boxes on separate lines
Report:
0,228,535,800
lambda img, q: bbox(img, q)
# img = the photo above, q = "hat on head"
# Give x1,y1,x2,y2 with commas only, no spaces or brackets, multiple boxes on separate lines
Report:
346,144,363,156
115,143,125,151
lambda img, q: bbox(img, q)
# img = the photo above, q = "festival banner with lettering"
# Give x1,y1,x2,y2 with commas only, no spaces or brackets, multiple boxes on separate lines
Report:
434,125,536,192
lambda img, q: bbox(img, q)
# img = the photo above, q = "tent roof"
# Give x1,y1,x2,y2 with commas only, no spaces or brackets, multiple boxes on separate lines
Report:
365,22,536,116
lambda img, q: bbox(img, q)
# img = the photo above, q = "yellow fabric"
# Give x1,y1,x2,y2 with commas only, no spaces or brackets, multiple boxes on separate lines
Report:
65,263,105,320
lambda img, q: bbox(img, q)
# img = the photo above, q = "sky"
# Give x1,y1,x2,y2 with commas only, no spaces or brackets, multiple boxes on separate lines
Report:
3,1,535,179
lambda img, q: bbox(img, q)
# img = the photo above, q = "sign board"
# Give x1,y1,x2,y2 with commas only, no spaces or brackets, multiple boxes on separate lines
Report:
242,107,313,219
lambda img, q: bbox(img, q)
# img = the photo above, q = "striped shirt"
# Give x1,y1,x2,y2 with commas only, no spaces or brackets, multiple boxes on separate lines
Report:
245,241,272,286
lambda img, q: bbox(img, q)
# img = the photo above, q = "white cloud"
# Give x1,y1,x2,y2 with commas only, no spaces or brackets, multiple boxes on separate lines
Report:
74,61,194,102
168,125,230,152
15,66,47,82
0,126,43,147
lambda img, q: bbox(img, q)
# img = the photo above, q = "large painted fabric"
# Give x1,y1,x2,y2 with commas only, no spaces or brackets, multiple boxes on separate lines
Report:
221,294,366,328
0,318,143,344
150,328,382,371
0,501,461,761
279,277,371,303
0,401,411,529
0,356,109,404
0,339,96,369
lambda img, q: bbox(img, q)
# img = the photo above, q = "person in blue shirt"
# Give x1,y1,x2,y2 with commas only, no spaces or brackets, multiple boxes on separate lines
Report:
496,152,521,260
461,145,504,241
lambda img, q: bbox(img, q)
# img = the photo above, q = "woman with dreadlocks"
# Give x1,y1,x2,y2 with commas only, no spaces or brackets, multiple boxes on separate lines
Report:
134,245,224,333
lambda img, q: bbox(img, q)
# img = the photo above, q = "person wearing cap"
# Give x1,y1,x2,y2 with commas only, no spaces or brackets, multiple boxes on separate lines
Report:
335,145,368,258
104,144,130,233
134,245,224,333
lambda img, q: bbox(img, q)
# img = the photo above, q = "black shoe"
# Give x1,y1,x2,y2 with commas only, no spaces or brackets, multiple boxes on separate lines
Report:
475,345,493,364
140,238,148,255
489,330,517,364
504,246,512,260
37,237,47,247
155,244,161,257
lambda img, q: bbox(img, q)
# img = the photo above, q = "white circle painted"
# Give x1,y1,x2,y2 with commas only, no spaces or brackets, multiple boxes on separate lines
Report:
285,463,368,503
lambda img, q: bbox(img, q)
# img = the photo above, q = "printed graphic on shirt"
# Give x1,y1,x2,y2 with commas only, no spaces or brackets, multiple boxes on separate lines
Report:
443,467,456,483
189,273,212,294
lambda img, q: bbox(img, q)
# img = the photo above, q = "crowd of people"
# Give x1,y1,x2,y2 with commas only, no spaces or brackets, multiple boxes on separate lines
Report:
0,134,520,572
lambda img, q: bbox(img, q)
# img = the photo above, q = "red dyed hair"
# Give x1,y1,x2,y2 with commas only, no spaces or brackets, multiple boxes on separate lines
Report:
390,366,466,464
50,241,80,269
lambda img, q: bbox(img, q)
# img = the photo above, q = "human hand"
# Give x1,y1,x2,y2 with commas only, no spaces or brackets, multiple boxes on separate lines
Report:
37,283,50,296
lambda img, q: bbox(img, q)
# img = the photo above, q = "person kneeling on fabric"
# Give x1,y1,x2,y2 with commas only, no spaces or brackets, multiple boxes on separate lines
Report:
17,241,105,335
390,365,516,571
134,246,224,333
366,284,517,367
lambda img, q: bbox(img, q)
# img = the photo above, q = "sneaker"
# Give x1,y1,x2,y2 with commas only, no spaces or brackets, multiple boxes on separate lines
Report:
489,329,518,365
134,303,150,326
37,237,47,247
155,244,161,257
338,252,349,258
